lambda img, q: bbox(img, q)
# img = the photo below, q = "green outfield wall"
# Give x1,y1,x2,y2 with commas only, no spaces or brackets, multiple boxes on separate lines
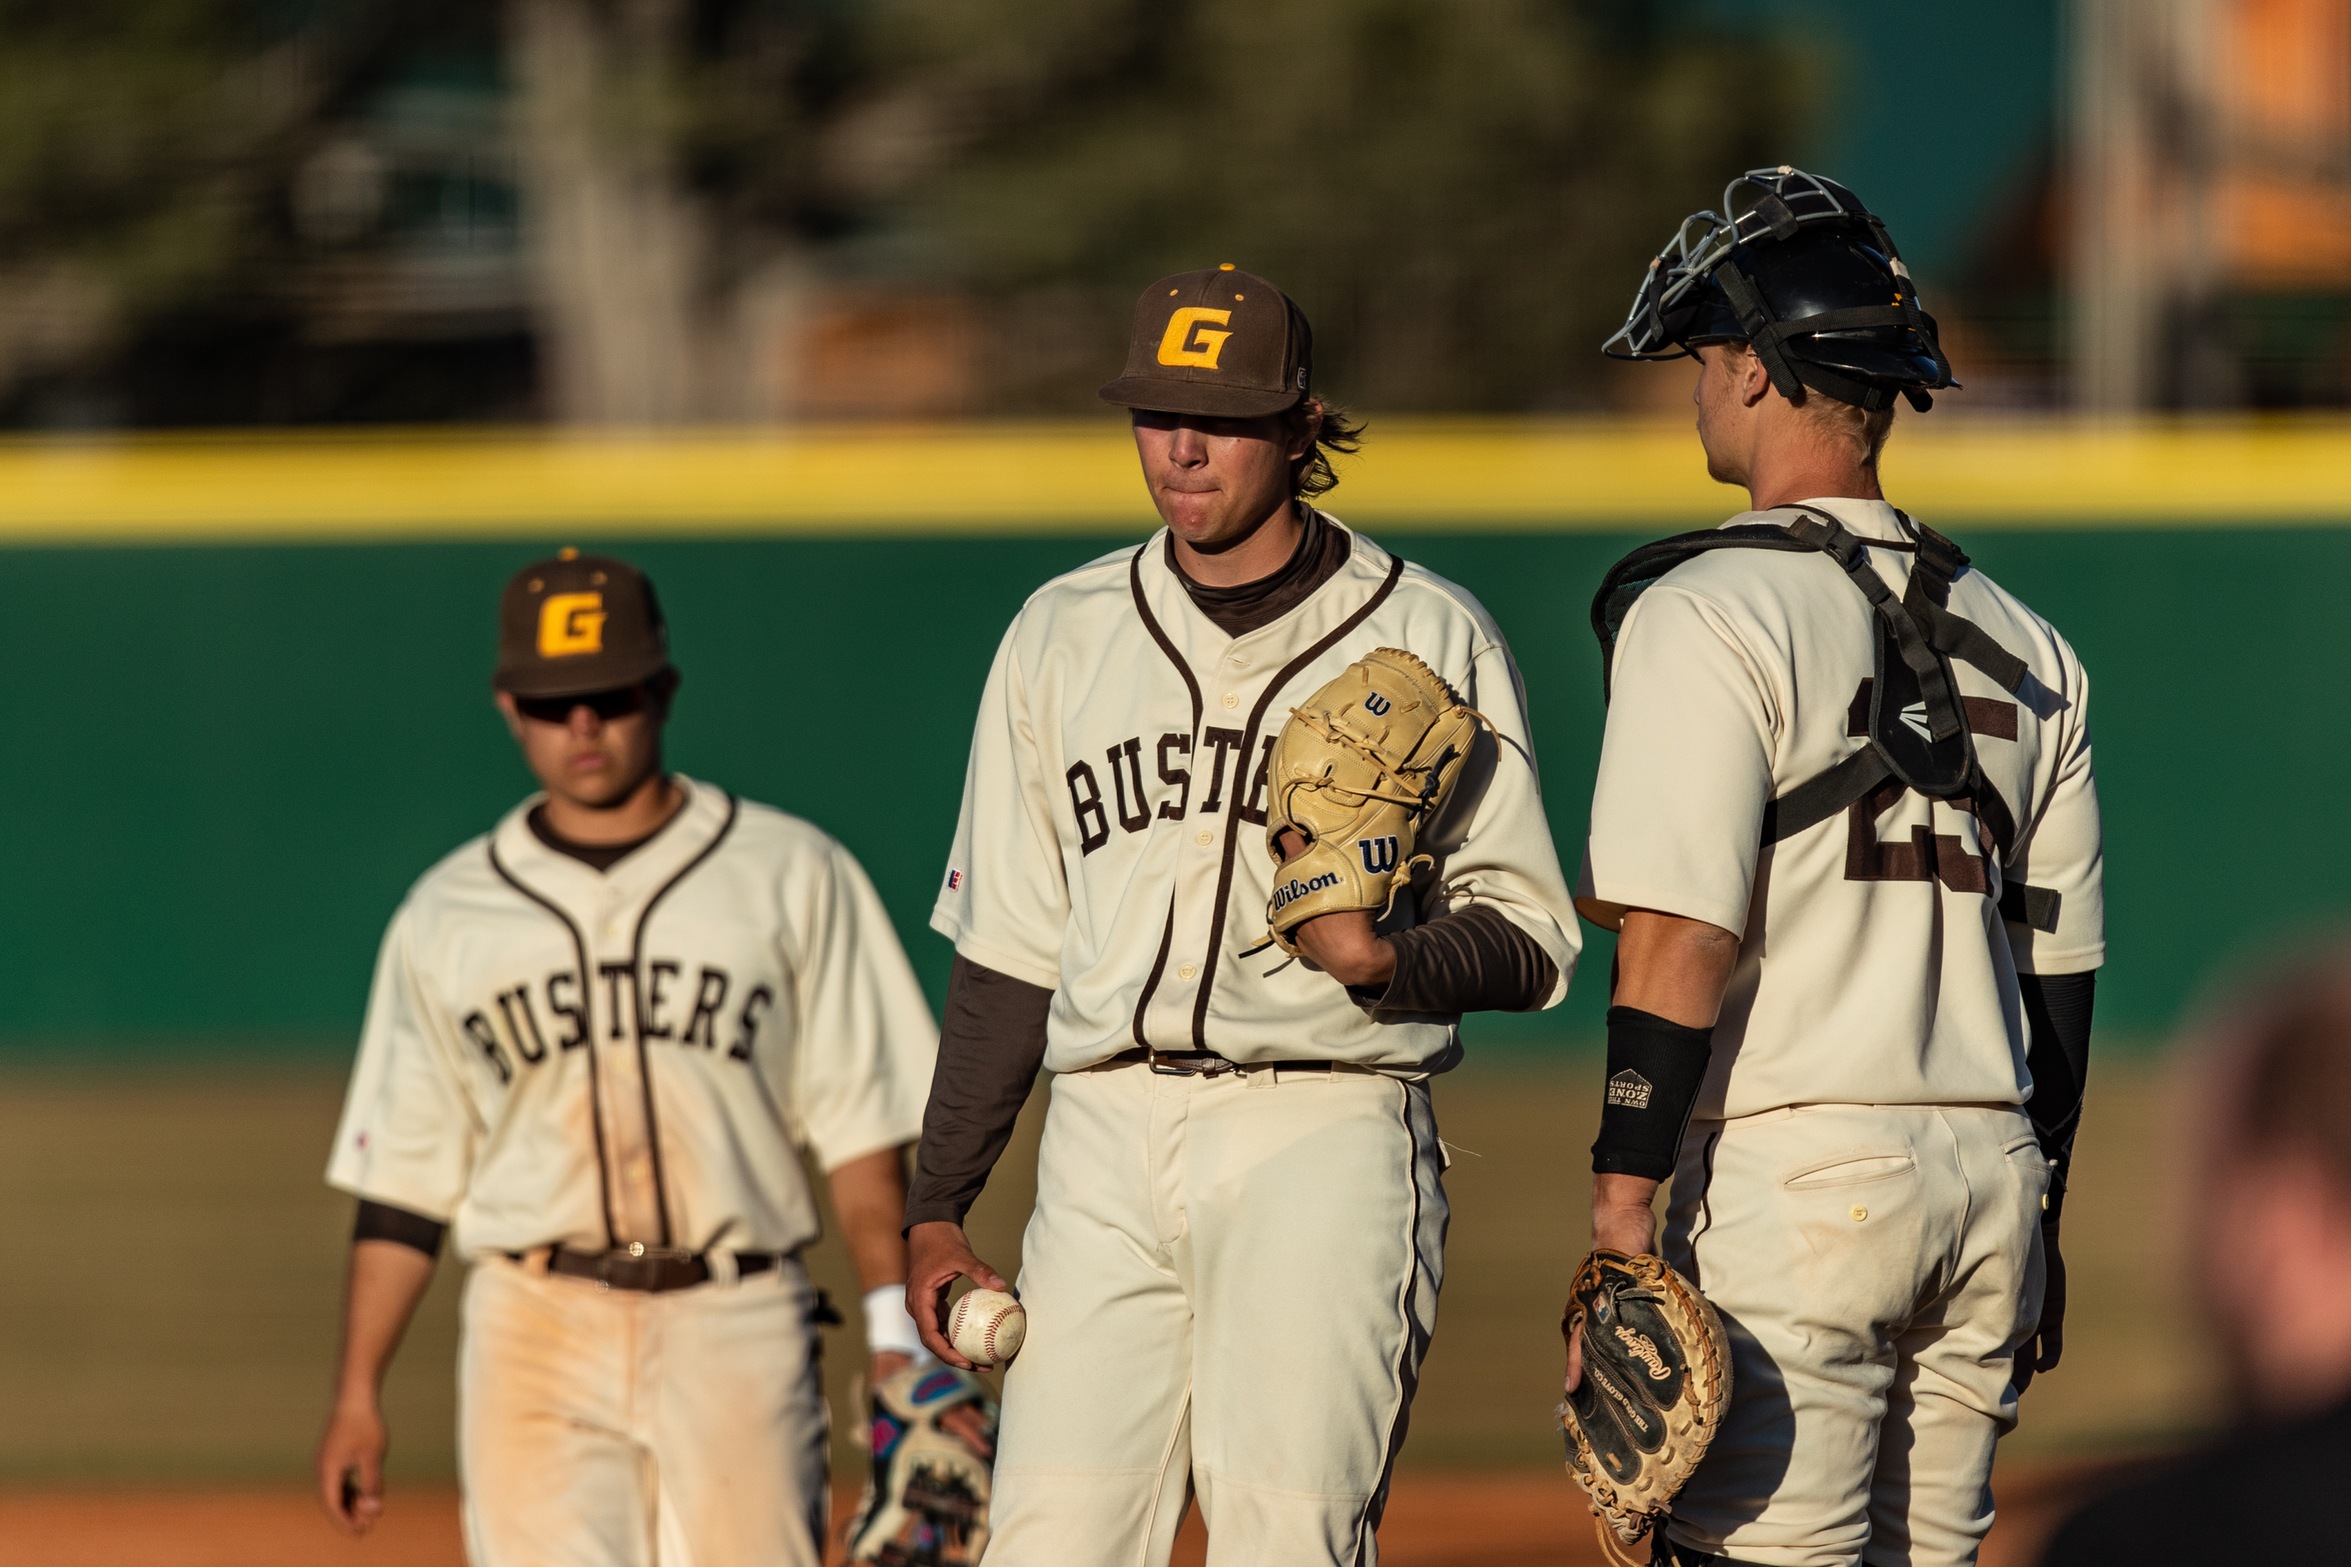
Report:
4,521,2332,1047
0,518,2340,1050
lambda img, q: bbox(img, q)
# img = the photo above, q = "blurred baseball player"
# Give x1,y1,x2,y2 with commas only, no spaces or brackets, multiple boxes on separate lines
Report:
1568,169,2105,1567
313,550,958,1567
903,265,1582,1565
2040,943,2351,1565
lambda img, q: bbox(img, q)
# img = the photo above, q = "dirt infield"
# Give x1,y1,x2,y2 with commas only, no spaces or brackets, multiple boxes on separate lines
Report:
0,1463,2136,1567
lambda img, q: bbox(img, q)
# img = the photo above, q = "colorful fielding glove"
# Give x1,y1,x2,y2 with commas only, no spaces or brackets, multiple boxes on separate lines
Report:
843,1363,998,1567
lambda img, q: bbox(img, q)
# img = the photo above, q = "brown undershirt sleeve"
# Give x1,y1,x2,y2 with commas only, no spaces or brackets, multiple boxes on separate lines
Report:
1369,903,1559,1015
904,954,1054,1231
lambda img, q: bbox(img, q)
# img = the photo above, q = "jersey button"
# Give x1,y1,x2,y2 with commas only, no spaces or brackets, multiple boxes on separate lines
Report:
1195,829,1213,846
1178,963,1197,981
1221,692,1239,709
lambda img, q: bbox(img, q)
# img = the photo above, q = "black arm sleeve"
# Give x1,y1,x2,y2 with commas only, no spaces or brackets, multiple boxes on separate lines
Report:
1371,904,1560,1015
353,1198,447,1258
2021,970,2096,1224
1590,1006,1714,1181
903,954,1053,1231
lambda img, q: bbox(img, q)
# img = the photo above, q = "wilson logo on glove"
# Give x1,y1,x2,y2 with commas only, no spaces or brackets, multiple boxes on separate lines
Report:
1357,836,1399,874
1270,873,1341,914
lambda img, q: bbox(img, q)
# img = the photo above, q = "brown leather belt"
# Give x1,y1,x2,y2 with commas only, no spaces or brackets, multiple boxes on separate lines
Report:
526,1245,784,1293
1099,1047,1380,1078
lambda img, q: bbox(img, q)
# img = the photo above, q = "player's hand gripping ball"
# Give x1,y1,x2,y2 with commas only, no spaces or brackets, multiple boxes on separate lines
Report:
1261,648,1485,957
948,1288,1026,1368
1559,1250,1733,1567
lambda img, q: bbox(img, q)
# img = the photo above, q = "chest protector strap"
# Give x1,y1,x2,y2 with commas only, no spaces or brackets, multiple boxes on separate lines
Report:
1592,510,2058,930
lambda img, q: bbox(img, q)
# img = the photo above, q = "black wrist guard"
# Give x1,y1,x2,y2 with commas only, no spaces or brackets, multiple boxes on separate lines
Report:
1590,1006,1714,1181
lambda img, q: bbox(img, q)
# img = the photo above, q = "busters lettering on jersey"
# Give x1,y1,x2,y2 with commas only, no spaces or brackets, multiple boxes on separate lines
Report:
456,960,776,1084
330,778,938,1260
1065,728,1274,855
931,528,1581,1071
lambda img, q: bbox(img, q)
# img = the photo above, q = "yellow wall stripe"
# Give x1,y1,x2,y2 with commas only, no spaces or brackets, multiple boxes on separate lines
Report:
0,418,2343,543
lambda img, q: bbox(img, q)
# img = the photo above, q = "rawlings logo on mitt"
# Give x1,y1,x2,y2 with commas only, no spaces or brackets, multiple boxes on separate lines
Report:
843,1363,998,1567
1259,647,1485,958
1559,1250,1732,1567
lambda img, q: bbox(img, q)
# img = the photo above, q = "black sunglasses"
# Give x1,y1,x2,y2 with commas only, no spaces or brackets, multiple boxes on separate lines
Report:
513,685,650,725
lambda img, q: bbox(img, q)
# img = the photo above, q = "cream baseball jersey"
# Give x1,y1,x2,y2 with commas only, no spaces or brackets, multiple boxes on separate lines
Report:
932,519,1580,1071
1578,496,2104,1118
328,777,936,1257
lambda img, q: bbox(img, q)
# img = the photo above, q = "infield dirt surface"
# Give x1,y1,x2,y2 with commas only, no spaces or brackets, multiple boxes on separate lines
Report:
0,1050,2197,1559
0,1462,2146,1566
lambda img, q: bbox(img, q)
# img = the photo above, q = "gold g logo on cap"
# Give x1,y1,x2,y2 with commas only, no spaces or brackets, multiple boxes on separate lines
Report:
1156,307,1234,370
538,592,608,657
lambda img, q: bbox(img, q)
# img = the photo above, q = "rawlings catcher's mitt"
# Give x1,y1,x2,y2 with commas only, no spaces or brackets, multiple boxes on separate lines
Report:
1260,648,1485,958
1559,1250,1732,1567
843,1363,998,1567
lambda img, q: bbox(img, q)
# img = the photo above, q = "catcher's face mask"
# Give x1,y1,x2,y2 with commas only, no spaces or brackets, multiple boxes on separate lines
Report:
1605,167,1878,361
1603,165,1956,412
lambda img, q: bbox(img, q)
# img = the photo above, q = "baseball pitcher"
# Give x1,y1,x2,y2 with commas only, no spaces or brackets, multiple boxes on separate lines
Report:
1563,169,2104,1567
902,266,1582,1566
313,551,965,1567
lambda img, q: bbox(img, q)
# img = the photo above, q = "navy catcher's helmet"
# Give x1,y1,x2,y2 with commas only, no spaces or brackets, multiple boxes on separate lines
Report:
1604,166,1957,412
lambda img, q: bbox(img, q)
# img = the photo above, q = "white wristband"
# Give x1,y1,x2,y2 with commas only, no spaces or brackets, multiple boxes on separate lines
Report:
863,1283,930,1360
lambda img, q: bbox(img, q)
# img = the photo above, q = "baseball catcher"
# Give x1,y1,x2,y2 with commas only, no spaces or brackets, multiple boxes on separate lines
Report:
1567,167,2104,1567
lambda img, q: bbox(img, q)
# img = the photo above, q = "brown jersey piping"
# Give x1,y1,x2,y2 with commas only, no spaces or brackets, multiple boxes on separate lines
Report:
488,842,620,1249
1127,545,1205,1050
624,788,739,1251
1191,553,1405,1048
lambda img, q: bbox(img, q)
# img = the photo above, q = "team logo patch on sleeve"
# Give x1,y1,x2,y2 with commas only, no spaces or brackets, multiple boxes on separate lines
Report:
1606,1070,1655,1110
945,869,964,891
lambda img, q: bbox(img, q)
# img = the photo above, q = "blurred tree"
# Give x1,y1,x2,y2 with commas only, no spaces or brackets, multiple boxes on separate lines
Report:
854,0,1794,411
0,0,529,425
0,0,296,410
507,0,866,421
0,0,1795,423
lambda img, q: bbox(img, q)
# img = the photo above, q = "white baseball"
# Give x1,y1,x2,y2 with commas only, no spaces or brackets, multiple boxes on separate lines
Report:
947,1288,1026,1367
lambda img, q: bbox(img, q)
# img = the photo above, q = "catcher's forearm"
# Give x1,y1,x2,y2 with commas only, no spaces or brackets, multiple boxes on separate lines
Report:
903,955,1051,1231
1612,910,1741,1026
2019,969,2096,1221
1590,912,1735,1184
332,1239,437,1406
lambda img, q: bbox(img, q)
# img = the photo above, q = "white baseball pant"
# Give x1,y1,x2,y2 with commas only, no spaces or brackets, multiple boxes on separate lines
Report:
984,1061,1448,1567
1660,1102,2049,1567
457,1252,831,1567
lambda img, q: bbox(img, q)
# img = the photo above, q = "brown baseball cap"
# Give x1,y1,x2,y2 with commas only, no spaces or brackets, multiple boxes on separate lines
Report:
1098,264,1313,418
493,549,672,698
